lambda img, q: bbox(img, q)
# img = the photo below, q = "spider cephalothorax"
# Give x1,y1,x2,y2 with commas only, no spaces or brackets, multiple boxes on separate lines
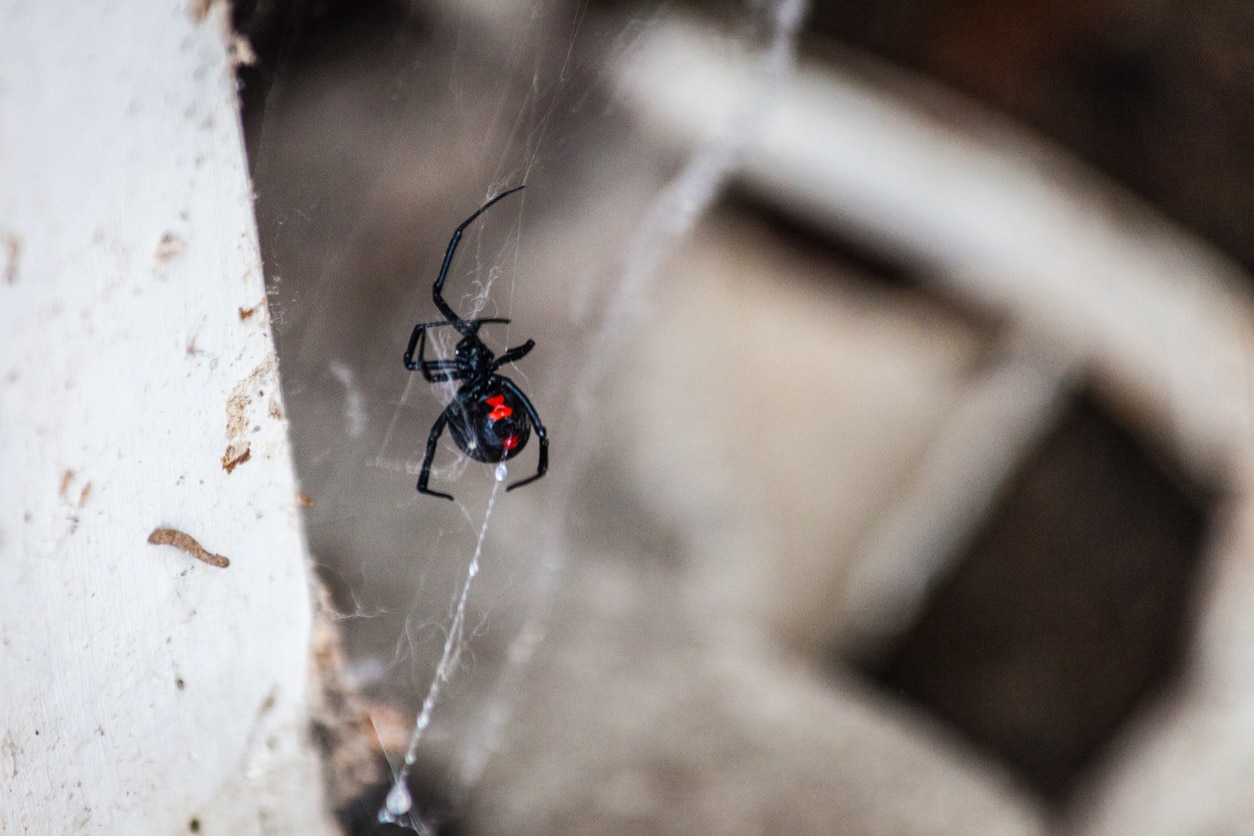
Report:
403,186,547,500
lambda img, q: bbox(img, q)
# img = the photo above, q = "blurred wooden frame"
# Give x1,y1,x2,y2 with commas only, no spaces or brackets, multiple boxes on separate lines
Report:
618,18,1254,834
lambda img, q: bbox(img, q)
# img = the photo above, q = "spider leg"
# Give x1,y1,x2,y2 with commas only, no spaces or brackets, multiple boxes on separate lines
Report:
409,318,512,333
432,186,525,335
405,318,514,374
498,377,547,492
404,322,468,382
491,339,535,369
417,409,455,501
404,322,435,372
419,367,463,384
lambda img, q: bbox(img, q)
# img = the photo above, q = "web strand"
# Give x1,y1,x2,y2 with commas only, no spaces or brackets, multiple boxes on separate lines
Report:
378,463,508,829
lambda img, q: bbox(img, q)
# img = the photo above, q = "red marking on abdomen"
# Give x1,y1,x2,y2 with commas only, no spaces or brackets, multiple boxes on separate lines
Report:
486,394,513,421
502,435,519,451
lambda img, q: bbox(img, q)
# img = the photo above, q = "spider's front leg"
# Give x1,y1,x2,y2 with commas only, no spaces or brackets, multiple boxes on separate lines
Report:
404,322,462,383
432,186,526,333
417,409,455,501
492,339,535,369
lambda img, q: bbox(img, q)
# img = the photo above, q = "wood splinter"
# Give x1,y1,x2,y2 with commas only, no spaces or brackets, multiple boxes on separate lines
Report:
147,527,230,568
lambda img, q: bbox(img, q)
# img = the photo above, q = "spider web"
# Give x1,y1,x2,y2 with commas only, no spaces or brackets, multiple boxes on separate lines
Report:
244,1,805,829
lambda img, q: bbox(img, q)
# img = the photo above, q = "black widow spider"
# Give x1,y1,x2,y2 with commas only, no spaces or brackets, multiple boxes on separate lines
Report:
404,185,547,500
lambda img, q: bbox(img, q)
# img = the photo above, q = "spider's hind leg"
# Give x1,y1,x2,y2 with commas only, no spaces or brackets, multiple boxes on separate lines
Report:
499,377,547,492
417,409,455,501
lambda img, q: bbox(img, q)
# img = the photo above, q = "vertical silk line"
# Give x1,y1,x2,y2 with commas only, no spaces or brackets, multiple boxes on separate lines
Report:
378,463,508,829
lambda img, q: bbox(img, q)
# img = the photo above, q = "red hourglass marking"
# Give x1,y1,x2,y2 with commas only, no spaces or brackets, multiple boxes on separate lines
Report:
486,394,513,421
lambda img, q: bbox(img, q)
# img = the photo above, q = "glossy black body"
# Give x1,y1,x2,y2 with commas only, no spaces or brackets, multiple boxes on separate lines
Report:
404,186,547,500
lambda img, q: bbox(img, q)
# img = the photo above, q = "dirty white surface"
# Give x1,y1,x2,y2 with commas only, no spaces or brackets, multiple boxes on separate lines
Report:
0,4,331,834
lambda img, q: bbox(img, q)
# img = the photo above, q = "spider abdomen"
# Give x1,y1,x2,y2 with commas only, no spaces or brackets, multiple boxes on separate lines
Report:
448,382,532,463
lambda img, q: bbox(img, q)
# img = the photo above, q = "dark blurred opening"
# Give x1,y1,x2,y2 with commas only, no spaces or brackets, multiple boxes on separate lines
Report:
236,1,433,164
858,392,1212,802
810,0,1254,278
730,188,921,291
728,191,1004,335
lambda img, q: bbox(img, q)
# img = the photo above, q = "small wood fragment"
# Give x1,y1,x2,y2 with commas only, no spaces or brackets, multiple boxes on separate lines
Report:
221,443,251,473
3,233,22,283
147,527,230,568
154,231,186,261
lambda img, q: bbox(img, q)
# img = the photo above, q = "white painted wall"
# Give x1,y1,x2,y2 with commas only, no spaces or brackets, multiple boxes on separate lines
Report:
0,4,332,833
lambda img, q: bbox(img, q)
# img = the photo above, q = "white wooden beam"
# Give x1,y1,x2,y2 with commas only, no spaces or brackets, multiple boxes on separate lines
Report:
0,4,332,833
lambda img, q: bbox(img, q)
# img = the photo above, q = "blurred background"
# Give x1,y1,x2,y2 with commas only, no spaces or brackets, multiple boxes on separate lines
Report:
233,1,1254,833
